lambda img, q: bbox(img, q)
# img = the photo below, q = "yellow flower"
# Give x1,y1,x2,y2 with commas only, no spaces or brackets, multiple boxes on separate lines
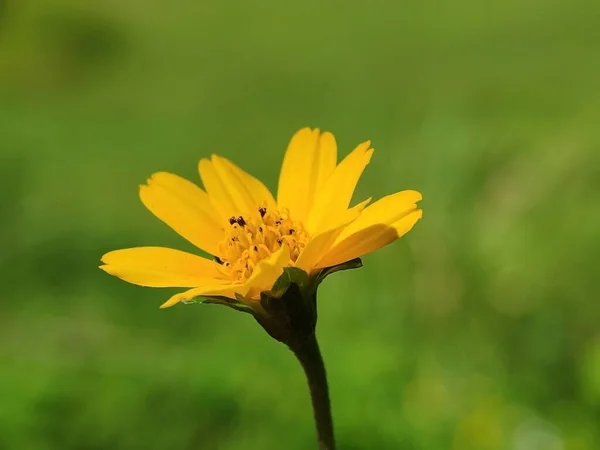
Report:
100,128,422,309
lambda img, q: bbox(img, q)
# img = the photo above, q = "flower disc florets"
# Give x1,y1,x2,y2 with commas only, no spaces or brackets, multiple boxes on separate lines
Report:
216,204,310,283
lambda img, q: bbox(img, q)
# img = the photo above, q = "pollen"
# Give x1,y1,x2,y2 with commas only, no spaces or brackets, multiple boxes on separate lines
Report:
216,205,309,282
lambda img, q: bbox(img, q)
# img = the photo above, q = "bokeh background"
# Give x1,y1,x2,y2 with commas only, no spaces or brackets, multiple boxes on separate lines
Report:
2,0,600,449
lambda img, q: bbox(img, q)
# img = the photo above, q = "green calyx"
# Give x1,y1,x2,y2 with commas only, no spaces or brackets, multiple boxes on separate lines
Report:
182,257,362,343
255,258,363,345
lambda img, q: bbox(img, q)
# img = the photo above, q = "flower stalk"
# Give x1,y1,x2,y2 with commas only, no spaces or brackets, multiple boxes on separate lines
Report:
251,267,339,449
289,332,335,450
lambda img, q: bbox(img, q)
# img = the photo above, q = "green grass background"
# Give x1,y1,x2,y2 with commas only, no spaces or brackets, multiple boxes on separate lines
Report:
1,0,600,448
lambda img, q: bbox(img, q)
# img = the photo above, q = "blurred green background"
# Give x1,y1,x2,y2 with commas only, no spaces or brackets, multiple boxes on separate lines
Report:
1,0,600,448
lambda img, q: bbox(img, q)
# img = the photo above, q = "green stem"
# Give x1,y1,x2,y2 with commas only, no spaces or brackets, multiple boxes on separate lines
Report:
290,333,335,450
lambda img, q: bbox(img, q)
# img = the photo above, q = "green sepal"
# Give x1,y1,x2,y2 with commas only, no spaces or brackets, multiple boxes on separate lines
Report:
254,259,362,344
314,257,362,286
270,266,310,298
252,267,312,342
182,294,253,314
262,258,363,302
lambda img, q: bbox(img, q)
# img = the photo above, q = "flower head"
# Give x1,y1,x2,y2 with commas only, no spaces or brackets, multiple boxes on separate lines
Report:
100,128,422,309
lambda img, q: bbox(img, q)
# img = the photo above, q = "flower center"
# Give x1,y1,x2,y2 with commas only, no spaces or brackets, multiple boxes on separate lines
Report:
216,205,309,283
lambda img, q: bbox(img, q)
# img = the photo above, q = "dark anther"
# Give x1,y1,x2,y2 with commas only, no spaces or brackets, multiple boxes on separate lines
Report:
214,256,223,264
258,207,267,217
253,245,258,251
229,216,237,225
275,220,281,225
289,228,295,234
277,239,283,245
225,262,230,266
258,226,263,232
236,216,246,226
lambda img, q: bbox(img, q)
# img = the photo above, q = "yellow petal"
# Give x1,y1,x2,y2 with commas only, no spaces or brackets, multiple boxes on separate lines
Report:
214,155,277,211
162,245,291,308
100,246,225,287
347,197,372,215
335,190,422,242
277,128,337,225
139,172,223,256
198,158,234,220
294,198,370,274
243,244,291,299
393,208,423,237
199,155,275,222
316,190,422,268
160,283,239,309
306,140,374,233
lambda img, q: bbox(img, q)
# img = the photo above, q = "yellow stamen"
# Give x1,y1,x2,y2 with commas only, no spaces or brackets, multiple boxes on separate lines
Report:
216,204,309,282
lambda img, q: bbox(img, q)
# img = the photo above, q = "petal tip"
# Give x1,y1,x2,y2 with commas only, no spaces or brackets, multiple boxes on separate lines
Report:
410,190,423,203
160,295,182,308
360,197,373,210
292,127,313,139
141,171,171,189
99,252,113,264
147,172,170,184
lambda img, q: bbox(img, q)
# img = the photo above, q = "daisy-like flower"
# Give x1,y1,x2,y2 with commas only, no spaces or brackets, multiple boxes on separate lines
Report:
100,128,422,308
100,127,422,450
100,127,422,310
